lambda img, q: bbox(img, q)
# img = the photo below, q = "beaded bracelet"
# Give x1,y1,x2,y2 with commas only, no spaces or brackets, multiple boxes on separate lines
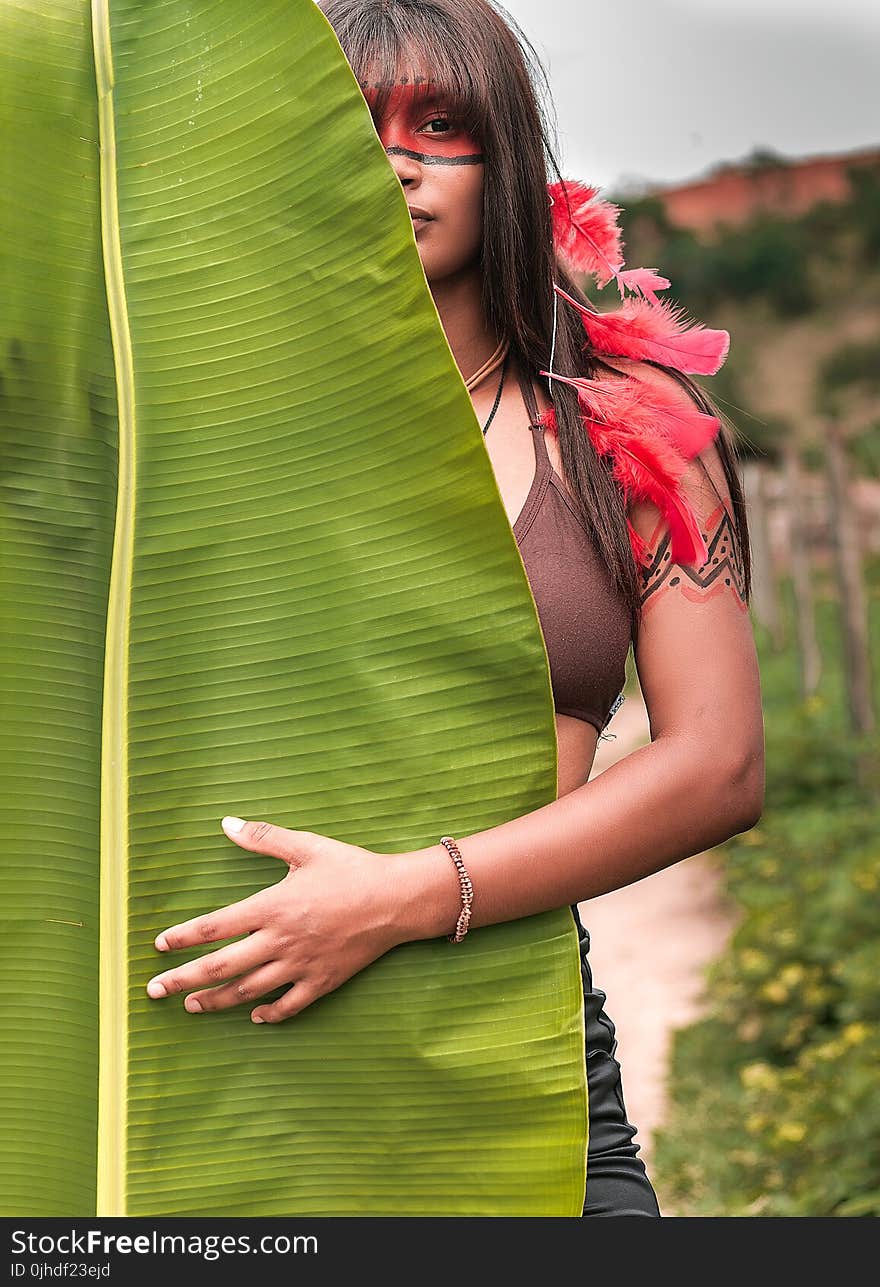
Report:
439,836,474,944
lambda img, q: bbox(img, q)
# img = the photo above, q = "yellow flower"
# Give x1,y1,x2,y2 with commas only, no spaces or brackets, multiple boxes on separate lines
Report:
804,984,831,1008
740,1062,777,1091
780,963,806,988
776,1121,807,1144
843,1022,870,1046
760,979,789,1004
741,949,770,975
814,1040,844,1062
746,1113,768,1135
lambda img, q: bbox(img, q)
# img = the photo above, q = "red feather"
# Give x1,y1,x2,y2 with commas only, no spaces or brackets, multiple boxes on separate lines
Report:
554,285,730,376
549,179,670,302
609,436,708,566
537,370,720,567
548,180,623,287
612,267,670,304
543,369,721,461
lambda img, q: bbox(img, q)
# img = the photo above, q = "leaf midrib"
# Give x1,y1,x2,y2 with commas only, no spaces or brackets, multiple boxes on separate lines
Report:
91,0,134,1218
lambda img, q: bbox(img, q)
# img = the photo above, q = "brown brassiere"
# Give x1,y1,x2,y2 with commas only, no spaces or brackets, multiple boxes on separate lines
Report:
509,365,630,734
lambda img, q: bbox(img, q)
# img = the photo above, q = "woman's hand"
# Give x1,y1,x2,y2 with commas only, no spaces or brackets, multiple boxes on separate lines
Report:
145,816,431,1024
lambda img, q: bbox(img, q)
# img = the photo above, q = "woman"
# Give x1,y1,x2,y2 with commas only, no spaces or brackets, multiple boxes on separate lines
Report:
145,0,765,1216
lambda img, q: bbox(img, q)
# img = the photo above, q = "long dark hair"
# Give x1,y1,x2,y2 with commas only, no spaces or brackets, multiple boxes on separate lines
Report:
317,0,752,639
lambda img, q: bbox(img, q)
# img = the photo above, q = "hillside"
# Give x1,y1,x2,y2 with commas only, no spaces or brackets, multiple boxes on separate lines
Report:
629,144,880,238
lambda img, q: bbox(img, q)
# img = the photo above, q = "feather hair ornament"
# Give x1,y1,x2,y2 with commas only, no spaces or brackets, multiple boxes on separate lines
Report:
537,368,721,568
545,177,731,568
548,179,670,303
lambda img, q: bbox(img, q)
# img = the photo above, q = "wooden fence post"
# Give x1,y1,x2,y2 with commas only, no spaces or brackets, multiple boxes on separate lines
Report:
824,420,876,735
781,440,821,699
742,460,784,650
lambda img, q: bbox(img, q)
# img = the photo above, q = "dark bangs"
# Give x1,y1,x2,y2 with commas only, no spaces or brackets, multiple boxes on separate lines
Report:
319,1,492,147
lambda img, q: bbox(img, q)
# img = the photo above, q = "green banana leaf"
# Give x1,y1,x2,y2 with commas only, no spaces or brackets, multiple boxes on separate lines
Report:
0,0,588,1216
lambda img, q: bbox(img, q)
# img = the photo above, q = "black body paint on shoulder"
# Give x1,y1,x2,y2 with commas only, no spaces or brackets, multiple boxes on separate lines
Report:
638,506,747,610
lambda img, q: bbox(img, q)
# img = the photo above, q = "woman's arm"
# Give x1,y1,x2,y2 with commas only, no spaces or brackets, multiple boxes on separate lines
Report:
395,377,765,942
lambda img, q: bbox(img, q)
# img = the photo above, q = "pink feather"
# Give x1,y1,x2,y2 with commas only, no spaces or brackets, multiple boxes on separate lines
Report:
608,435,709,566
554,285,730,376
627,519,652,567
612,267,671,304
537,370,720,566
548,179,671,302
542,369,721,461
548,180,624,288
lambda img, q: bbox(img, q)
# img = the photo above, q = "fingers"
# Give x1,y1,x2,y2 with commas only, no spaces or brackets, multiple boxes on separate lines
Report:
220,816,316,867
154,887,273,953
251,979,323,1025
185,960,296,1018
146,930,272,1001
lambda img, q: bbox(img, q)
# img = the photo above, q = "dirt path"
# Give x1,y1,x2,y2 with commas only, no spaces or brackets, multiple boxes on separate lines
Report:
579,691,739,1207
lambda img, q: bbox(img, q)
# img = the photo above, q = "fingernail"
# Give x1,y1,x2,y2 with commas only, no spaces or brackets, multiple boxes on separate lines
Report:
222,816,246,834
252,1013,265,1024
185,997,203,1014
146,980,167,999
155,934,168,951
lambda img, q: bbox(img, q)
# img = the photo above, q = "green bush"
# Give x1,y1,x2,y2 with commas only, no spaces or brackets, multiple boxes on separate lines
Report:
653,588,880,1216
849,423,880,480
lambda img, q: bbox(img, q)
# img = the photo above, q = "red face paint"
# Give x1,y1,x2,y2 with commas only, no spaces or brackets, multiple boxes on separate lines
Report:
361,80,483,166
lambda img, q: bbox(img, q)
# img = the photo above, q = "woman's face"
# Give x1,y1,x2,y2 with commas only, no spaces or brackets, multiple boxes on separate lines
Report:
361,71,485,285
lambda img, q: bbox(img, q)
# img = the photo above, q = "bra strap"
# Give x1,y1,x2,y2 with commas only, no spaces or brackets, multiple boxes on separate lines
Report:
515,363,543,429
515,364,552,470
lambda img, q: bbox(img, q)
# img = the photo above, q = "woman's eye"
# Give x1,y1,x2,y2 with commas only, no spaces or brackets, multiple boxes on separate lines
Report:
421,116,453,134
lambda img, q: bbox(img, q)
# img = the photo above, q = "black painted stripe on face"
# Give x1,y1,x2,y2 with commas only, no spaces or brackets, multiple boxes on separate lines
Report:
385,145,484,166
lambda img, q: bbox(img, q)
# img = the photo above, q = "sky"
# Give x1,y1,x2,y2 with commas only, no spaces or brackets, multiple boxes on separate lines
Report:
496,0,880,194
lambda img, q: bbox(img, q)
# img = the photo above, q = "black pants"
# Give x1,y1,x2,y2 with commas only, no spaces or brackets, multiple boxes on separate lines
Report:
572,904,662,1217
